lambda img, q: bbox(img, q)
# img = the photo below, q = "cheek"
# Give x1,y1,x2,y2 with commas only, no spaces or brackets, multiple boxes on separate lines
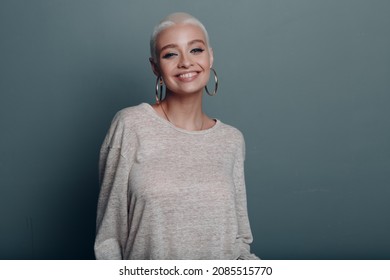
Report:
158,63,172,77
201,54,212,68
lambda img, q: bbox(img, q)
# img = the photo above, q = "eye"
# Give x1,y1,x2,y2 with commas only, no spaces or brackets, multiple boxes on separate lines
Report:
191,48,205,54
162,52,177,59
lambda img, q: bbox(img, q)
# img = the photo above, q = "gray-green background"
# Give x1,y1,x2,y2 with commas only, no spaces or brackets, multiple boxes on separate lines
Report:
1,0,389,259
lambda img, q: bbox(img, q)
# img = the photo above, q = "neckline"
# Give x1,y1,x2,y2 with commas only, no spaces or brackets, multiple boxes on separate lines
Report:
141,103,221,135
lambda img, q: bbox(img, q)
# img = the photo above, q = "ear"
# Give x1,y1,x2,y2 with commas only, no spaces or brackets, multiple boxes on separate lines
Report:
149,57,160,77
209,48,214,68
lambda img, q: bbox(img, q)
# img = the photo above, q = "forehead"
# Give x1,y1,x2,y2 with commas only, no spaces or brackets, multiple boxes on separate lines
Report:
156,23,207,49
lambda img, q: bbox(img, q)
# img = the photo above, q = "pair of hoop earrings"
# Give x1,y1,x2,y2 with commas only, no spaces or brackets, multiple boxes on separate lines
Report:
155,68,218,103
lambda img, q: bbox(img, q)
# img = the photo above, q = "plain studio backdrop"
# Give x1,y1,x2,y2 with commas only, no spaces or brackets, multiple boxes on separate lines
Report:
0,0,389,259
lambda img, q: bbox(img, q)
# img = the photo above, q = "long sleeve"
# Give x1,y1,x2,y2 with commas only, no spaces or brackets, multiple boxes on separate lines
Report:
94,114,132,259
233,136,260,260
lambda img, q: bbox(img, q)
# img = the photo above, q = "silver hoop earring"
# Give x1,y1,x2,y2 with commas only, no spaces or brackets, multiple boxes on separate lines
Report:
155,76,164,103
205,68,218,96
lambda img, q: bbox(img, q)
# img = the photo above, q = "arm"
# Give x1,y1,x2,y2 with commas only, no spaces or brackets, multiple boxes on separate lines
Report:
234,136,260,260
94,115,131,259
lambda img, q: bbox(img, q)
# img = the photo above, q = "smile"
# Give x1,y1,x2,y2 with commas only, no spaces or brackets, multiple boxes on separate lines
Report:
177,71,199,80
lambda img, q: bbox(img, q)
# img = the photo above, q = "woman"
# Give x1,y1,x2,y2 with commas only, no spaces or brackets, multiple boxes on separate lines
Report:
94,12,259,260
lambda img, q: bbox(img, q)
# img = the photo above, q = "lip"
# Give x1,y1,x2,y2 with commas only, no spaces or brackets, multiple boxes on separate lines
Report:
175,71,200,82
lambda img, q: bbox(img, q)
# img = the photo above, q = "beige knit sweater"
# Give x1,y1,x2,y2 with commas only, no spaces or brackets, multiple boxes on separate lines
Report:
94,103,258,259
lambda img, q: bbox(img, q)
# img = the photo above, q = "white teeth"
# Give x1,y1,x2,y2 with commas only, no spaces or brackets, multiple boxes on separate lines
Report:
179,72,197,78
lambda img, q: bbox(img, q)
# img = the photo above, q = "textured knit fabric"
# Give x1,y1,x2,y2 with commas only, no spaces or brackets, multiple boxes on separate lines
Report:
94,103,258,260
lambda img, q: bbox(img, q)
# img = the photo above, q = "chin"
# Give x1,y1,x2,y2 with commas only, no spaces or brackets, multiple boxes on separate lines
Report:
168,83,207,96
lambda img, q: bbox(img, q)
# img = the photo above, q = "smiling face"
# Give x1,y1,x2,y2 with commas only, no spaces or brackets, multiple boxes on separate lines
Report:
151,23,213,97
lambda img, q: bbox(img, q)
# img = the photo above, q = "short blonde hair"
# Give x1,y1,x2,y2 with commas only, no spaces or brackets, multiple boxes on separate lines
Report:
149,12,210,61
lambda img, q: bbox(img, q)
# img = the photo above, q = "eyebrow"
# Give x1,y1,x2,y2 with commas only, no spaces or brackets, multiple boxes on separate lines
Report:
160,39,206,52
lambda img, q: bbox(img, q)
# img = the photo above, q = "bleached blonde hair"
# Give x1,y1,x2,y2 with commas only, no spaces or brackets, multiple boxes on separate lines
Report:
149,12,210,62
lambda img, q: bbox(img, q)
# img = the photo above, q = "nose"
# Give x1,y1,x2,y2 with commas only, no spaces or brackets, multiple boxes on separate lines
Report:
178,53,193,68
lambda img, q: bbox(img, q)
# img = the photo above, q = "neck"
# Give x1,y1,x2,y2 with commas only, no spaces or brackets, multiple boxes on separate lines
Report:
160,91,204,131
